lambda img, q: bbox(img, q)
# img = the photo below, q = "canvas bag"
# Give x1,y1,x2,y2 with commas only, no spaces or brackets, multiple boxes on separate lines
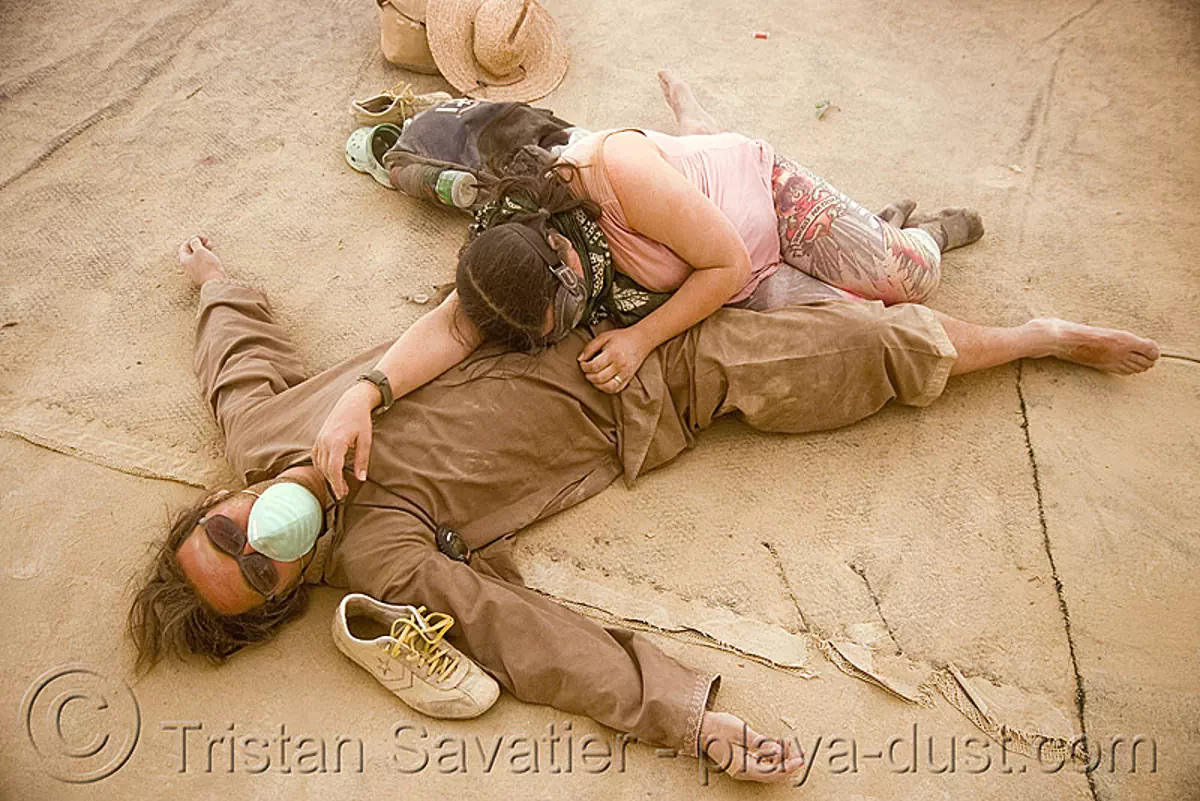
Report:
377,0,439,74
381,99,575,192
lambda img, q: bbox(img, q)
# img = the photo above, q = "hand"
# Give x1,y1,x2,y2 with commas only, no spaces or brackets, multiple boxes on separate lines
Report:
699,711,805,784
578,327,652,394
312,382,380,499
178,235,226,286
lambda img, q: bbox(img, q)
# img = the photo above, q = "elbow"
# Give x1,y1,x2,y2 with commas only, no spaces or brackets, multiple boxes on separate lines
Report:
444,293,483,349
728,253,752,297
435,290,460,320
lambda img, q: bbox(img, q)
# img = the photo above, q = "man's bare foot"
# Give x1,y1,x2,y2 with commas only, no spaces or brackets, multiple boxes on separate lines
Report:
878,198,917,227
178,235,227,286
658,69,721,137
698,711,805,783
1029,318,1160,375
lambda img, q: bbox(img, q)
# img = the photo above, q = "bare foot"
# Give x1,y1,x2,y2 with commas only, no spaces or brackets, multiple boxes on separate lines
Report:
877,198,917,227
698,711,805,783
1031,318,1160,374
178,235,227,286
658,69,721,137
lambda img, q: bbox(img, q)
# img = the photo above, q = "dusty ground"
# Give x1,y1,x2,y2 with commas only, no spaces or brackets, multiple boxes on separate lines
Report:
1,0,1197,798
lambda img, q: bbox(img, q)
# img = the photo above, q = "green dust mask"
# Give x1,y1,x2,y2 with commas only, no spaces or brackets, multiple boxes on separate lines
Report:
245,482,323,562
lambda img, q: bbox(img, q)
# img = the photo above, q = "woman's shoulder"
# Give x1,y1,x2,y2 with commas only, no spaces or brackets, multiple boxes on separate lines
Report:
559,128,645,165
556,130,649,207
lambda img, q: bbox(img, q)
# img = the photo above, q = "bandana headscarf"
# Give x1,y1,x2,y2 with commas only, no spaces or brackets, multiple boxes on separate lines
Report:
469,193,671,330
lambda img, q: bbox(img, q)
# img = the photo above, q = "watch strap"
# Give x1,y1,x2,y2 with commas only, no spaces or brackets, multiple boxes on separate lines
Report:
358,369,395,411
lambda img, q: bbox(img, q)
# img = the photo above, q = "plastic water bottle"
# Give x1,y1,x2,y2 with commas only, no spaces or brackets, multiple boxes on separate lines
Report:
394,165,478,209
435,169,478,208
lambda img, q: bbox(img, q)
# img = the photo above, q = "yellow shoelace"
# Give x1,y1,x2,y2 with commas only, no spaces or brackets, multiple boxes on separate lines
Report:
387,82,417,116
384,606,460,683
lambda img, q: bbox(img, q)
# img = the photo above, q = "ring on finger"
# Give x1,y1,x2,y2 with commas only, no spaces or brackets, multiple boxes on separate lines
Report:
611,375,623,385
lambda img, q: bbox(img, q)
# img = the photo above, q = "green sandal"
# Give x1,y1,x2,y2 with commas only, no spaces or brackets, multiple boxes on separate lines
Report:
345,124,402,189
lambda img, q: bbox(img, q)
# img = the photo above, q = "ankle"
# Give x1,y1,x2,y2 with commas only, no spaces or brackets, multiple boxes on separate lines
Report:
1021,318,1064,359
918,222,949,252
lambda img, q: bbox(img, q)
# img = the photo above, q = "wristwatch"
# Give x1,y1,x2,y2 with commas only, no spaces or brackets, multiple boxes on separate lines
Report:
357,369,395,412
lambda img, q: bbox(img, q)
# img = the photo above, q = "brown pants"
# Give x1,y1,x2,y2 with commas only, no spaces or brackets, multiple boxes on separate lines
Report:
195,281,957,755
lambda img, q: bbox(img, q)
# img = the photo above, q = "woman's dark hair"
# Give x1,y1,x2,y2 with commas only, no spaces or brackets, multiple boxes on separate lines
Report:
127,496,310,672
456,165,601,353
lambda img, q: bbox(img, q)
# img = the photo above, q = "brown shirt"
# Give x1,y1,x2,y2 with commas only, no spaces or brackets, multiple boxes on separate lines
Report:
193,278,955,753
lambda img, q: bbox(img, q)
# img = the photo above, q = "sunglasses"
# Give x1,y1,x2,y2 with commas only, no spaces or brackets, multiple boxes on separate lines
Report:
508,223,588,343
199,514,281,599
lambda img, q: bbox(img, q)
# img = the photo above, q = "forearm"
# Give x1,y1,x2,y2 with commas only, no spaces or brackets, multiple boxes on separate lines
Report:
630,264,747,350
365,292,481,407
194,280,307,433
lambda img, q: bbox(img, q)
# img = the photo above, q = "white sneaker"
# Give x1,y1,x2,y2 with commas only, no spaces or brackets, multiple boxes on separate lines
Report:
332,593,500,719
350,84,454,126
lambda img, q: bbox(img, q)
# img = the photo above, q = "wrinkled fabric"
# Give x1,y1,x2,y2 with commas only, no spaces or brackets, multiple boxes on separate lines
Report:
192,279,956,753
382,99,574,179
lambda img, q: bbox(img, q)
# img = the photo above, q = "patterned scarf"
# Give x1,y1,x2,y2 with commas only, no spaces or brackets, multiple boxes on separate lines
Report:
470,194,671,327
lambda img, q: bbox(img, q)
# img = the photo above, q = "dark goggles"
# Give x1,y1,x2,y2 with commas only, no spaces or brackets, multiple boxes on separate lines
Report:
509,223,588,343
199,514,280,599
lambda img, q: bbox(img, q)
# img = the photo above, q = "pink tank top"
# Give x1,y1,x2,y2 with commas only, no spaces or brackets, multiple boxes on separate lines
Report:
558,130,782,303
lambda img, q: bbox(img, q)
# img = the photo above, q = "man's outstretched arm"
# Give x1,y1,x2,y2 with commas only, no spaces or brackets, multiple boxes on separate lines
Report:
181,236,307,444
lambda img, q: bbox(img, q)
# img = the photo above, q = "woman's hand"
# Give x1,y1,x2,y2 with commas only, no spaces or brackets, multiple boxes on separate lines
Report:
312,382,381,498
578,327,652,393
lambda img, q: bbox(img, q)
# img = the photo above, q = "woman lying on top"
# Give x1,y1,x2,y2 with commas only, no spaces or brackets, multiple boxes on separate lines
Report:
312,70,1156,498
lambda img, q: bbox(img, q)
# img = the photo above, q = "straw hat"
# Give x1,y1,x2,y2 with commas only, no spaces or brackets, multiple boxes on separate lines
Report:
426,0,569,102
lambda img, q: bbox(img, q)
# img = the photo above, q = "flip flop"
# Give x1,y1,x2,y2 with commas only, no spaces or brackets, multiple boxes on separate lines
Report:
345,124,403,189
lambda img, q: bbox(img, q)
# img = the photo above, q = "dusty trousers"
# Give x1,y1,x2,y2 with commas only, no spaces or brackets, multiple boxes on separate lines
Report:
193,280,957,755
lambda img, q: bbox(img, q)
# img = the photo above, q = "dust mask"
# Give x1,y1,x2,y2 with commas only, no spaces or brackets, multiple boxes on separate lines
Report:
244,482,324,562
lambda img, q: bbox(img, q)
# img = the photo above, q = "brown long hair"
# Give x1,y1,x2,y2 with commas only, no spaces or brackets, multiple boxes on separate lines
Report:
456,165,600,352
127,497,309,672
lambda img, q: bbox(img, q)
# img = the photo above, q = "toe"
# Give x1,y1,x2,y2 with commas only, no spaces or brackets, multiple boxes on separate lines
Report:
1137,338,1161,360
967,209,985,238
657,69,677,96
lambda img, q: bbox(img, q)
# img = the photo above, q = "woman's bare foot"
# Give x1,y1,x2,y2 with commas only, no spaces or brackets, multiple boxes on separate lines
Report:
698,711,805,783
1029,318,1161,374
658,69,721,137
178,235,227,286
